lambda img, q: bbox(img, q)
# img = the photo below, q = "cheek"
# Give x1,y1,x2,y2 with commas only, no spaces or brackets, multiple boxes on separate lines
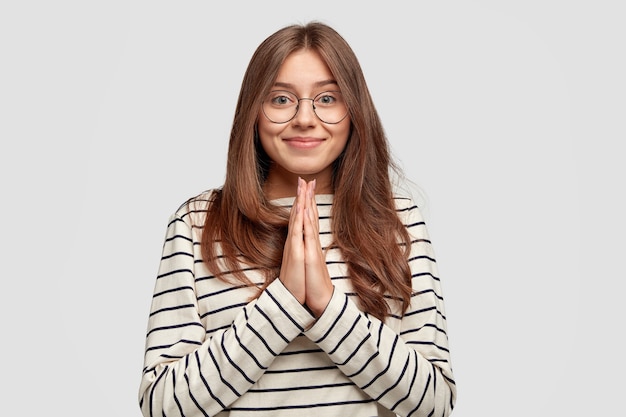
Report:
256,117,276,152
257,114,281,139
333,121,351,149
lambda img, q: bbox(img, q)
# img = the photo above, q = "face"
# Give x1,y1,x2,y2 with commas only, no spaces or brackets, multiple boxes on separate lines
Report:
257,49,351,197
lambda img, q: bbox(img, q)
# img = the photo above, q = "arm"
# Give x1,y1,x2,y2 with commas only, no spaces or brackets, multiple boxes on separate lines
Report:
138,207,316,417
303,200,456,417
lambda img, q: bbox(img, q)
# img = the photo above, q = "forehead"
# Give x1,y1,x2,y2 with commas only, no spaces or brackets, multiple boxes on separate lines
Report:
274,49,337,89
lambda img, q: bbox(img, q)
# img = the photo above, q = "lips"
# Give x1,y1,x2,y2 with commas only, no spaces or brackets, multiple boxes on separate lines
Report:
283,137,325,149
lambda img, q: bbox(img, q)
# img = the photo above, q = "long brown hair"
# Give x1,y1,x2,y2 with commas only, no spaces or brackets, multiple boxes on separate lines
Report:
201,22,412,320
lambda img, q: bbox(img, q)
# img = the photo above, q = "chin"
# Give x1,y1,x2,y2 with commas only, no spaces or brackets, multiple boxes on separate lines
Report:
292,168,327,177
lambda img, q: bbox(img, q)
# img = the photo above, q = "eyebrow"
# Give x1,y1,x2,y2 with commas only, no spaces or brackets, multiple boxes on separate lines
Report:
273,79,339,89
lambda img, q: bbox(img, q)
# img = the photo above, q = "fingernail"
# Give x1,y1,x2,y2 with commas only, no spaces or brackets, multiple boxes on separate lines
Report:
297,177,301,195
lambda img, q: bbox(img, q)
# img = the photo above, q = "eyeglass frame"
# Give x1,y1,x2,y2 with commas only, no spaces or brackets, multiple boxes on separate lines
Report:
261,89,349,125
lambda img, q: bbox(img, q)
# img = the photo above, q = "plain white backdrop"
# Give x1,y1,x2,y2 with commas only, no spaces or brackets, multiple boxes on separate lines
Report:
1,1,624,415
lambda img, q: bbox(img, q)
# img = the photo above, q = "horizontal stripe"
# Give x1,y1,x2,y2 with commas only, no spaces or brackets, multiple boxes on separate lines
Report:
139,191,456,417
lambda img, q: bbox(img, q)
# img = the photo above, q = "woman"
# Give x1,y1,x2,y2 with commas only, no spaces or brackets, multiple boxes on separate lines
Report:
139,22,456,417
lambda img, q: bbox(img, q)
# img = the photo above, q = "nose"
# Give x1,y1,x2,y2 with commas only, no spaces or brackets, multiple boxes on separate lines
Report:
292,98,317,126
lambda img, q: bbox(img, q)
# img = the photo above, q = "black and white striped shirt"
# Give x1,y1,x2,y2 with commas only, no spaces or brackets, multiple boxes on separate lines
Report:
139,191,456,417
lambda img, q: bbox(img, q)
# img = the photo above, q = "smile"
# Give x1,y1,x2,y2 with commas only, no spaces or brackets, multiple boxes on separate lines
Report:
283,137,325,149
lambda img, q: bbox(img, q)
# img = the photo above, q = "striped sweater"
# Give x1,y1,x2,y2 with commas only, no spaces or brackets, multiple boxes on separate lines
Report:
139,191,456,417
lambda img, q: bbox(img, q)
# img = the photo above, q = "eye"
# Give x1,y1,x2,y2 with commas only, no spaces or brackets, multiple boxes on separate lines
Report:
272,96,290,105
267,91,296,106
315,91,340,106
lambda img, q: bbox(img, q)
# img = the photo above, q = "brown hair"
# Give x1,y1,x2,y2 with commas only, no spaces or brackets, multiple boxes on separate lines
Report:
201,22,412,320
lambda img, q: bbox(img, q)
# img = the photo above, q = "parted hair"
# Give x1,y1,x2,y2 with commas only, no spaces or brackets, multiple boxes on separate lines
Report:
201,21,413,320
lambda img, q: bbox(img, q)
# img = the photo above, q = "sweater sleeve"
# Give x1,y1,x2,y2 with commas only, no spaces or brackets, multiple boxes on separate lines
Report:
138,210,316,417
303,200,456,417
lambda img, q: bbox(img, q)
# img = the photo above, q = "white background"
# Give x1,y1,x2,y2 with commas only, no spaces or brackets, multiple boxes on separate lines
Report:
1,1,624,415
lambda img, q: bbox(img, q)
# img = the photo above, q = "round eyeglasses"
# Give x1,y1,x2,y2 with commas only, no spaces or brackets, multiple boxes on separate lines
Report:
262,90,348,124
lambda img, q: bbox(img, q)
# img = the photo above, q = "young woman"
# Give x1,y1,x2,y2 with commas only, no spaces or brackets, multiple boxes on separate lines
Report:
139,22,456,417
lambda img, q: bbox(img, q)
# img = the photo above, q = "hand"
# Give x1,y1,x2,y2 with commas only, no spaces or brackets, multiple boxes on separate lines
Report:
279,177,307,304
302,179,334,317
279,178,334,316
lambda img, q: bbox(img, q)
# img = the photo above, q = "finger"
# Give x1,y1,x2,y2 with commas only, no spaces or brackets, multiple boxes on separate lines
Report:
285,178,306,261
304,179,319,236
302,180,323,270
303,203,321,254
309,179,319,230
289,178,305,241
278,178,307,304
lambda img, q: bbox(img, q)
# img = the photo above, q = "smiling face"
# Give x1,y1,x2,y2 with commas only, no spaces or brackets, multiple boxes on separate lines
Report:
257,49,351,199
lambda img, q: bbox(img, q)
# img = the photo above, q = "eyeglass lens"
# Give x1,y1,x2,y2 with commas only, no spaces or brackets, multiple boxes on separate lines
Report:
262,90,348,124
